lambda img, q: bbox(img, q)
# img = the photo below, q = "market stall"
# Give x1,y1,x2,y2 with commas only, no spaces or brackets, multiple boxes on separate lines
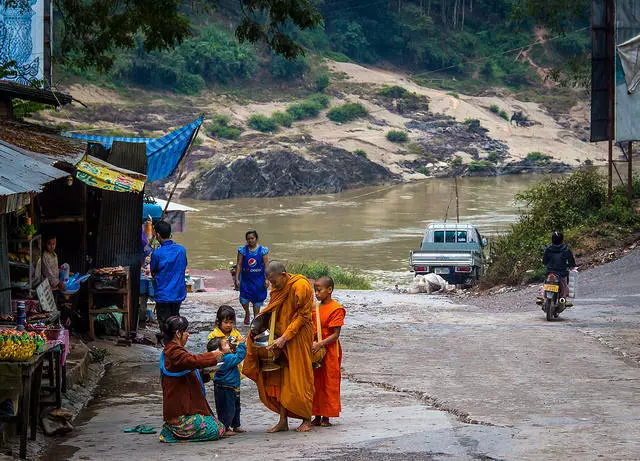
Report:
0,326,66,459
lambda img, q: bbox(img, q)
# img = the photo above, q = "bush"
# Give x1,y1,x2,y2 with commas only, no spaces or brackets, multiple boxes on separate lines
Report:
316,73,330,92
208,114,242,140
354,149,367,158
248,114,279,133
286,261,372,290
526,151,552,163
271,111,294,127
306,93,330,108
468,160,494,172
488,105,509,121
12,100,50,120
327,103,369,123
447,91,459,99
482,169,640,287
180,26,258,83
386,130,409,143
416,166,430,175
286,101,322,120
451,156,463,166
378,85,408,98
269,54,309,78
286,94,330,121
487,151,500,163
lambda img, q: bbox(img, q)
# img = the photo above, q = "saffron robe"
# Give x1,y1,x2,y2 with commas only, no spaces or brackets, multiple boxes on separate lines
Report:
244,273,315,420
312,300,345,417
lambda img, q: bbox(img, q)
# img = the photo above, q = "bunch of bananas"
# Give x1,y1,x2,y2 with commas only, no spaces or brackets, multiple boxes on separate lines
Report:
0,331,46,361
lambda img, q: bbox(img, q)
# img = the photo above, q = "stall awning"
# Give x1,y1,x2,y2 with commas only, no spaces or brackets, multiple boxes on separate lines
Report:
75,155,147,193
64,117,202,182
0,140,70,213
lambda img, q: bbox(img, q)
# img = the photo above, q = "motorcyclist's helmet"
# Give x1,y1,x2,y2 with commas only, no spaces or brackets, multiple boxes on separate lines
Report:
551,231,563,245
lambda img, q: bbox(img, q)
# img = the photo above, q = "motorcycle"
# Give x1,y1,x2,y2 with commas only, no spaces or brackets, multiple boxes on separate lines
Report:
537,272,570,321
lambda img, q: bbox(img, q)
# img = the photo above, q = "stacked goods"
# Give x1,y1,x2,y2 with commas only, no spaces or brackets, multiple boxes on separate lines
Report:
92,266,125,276
0,330,46,361
92,266,126,290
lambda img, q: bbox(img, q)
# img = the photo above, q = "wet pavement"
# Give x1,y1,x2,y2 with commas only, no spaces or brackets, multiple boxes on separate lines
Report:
38,250,640,460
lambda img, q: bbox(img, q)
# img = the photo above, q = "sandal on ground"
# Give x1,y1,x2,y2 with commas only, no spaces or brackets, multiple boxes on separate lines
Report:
124,424,145,433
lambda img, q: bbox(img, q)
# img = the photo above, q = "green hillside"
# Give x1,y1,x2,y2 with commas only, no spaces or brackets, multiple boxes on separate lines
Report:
60,0,589,95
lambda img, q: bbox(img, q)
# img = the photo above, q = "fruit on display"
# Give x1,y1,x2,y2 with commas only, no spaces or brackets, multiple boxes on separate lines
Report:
0,330,46,361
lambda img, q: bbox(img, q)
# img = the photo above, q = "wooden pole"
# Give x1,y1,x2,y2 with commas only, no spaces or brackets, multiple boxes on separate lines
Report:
628,141,633,201
162,122,202,218
607,0,615,202
455,176,460,223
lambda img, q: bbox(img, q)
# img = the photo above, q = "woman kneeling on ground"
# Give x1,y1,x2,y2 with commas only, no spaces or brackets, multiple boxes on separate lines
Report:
160,315,226,442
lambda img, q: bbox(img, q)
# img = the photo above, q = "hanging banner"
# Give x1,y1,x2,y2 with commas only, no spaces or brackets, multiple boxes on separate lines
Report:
75,155,147,192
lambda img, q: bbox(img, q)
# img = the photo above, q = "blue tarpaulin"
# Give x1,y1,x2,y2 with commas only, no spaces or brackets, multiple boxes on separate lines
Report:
64,117,202,181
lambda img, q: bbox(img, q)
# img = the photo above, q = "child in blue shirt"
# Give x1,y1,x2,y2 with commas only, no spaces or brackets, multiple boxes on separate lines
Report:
208,336,246,435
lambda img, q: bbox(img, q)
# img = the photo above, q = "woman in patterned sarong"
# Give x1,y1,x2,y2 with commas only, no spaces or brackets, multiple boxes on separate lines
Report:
159,316,226,442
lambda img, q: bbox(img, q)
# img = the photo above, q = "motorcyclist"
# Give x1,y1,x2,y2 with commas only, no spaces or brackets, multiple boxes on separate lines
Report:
541,231,576,306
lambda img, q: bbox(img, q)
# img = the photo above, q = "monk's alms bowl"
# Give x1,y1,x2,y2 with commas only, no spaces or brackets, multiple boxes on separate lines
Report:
250,313,271,337
253,329,282,372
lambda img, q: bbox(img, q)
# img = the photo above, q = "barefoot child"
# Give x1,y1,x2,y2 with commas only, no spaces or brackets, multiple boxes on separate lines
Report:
311,276,346,427
208,336,246,435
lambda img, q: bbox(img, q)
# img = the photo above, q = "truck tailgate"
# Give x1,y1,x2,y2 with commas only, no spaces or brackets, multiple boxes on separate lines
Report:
410,251,475,266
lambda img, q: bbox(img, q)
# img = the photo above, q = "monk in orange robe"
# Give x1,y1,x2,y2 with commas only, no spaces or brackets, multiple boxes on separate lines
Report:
243,261,315,433
311,276,346,427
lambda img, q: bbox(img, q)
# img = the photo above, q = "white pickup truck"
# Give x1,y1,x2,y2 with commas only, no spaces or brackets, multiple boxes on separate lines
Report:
409,222,487,286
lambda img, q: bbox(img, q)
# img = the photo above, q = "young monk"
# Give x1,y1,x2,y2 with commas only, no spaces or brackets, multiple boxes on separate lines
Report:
311,276,346,427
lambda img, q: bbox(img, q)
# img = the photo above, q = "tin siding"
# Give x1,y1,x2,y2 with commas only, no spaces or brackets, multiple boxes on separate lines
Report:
0,215,10,314
94,142,147,328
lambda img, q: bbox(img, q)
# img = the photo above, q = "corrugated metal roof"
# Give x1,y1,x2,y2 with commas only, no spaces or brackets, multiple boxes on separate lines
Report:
0,140,70,197
0,120,86,164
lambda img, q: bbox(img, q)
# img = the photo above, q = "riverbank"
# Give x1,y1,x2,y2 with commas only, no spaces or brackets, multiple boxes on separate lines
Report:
38,248,640,460
30,60,601,202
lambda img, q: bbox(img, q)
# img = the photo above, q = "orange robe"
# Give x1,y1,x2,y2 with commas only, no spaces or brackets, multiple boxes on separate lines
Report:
312,300,345,417
244,274,315,420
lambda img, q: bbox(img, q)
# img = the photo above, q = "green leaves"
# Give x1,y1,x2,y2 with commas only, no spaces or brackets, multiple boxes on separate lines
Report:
2,0,321,71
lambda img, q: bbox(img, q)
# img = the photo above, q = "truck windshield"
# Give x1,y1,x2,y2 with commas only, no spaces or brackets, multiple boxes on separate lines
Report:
445,231,456,243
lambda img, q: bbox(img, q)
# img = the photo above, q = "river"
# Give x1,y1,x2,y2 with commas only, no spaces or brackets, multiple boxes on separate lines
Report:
174,175,550,282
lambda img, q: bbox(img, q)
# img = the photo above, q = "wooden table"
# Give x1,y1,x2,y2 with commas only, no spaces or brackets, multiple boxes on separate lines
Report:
0,346,63,459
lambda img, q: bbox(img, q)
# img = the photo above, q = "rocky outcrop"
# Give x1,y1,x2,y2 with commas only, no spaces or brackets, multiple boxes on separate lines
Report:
182,145,399,200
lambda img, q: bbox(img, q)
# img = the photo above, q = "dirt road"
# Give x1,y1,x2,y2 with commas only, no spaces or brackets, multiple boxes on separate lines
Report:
40,250,640,460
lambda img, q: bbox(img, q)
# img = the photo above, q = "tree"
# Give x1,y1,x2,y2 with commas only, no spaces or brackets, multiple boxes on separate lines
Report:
2,0,321,71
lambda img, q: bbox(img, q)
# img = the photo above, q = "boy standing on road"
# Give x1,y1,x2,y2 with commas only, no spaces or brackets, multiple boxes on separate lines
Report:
151,221,188,335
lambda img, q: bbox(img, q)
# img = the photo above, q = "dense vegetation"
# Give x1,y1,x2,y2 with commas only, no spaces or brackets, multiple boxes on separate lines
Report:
484,169,640,286
61,0,589,94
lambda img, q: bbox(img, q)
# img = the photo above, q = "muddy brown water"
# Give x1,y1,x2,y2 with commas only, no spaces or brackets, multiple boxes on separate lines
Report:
174,176,548,280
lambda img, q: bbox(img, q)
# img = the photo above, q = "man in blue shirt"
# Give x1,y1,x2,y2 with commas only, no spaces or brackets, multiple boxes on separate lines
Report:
150,220,187,337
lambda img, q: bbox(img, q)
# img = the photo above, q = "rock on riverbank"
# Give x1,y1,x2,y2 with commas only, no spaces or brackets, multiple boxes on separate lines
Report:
182,143,400,200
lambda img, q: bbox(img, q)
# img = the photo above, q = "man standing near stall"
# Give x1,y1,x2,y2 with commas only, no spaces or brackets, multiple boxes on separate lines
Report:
150,221,187,338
